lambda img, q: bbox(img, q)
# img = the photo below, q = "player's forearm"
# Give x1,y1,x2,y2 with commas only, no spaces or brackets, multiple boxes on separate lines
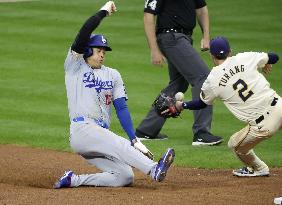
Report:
144,13,159,52
196,6,210,39
267,53,279,64
113,98,136,141
71,10,107,54
182,99,207,110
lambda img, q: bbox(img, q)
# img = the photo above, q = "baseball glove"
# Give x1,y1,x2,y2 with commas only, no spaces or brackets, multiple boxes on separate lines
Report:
153,93,181,118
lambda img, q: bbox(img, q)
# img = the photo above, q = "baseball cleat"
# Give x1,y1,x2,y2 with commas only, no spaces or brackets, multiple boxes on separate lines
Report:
154,148,175,182
274,197,282,205
53,170,74,189
232,167,269,177
192,132,223,146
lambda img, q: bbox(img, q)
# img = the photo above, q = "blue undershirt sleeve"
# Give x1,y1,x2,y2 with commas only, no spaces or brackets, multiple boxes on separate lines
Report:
113,97,136,142
267,53,279,64
182,99,207,110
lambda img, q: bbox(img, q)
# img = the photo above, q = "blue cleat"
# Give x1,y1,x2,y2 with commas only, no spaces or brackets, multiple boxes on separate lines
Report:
53,171,74,189
154,148,175,182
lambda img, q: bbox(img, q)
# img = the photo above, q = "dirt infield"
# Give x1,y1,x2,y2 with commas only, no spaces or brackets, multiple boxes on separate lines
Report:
0,144,281,205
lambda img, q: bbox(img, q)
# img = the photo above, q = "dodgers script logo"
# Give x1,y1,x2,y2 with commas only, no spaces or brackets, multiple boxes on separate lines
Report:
83,72,113,93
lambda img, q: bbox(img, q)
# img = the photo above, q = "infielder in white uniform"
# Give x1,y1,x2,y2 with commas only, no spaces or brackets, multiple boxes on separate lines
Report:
175,36,280,177
54,1,175,188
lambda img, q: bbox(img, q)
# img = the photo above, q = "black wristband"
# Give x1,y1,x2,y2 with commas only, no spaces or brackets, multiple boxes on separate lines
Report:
71,10,107,54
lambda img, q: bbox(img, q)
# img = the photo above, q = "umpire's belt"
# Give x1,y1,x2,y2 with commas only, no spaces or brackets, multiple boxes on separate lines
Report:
255,97,278,124
156,28,192,36
73,117,109,129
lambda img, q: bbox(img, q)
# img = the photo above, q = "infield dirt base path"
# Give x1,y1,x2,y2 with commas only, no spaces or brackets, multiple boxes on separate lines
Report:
0,144,281,205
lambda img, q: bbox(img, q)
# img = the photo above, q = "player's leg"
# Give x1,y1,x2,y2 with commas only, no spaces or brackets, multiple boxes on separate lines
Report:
70,122,157,172
71,157,135,187
228,125,269,176
75,144,174,187
228,96,282,177
66,122,159,187
230,97,282,177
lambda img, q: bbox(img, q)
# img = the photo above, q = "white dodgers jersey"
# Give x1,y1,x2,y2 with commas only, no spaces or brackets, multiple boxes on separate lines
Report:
64,49,128,126
200,52,277,123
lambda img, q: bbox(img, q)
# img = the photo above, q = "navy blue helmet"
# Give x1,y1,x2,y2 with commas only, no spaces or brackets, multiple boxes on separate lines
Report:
210,36,230,59
84,34,112,58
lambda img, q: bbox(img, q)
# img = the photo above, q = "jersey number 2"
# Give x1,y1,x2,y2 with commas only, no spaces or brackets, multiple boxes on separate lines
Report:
233,79,254,102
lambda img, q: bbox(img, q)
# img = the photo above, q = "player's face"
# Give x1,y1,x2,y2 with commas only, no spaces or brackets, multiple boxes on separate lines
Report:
87,47,106,68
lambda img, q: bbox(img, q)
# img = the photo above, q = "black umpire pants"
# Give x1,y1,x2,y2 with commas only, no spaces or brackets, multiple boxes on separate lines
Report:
136,32,213,137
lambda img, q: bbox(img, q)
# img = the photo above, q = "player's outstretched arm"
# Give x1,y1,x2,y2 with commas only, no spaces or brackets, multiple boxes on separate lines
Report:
262,53,279,74
131,138,154,160
113,98,154,160
267,53,279,64
176,99,208,111
71,1,117,54
262,53,279,75
100,1,117,15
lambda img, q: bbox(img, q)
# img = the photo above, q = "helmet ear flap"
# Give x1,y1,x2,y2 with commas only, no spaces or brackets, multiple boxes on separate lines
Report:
83,47,94,59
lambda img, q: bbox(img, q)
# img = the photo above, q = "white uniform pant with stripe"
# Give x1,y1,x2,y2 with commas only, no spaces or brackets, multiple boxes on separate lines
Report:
69,121,157,187
228,96,282,172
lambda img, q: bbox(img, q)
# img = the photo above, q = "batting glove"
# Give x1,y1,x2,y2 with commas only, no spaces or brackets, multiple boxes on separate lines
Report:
100,1,117,16
131,138,154,160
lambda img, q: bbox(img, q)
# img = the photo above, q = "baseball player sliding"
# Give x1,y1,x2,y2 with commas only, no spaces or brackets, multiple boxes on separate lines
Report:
54,1,175,188
174,36,280,177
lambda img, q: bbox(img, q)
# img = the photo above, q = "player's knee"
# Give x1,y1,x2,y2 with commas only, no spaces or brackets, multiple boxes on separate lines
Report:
228,125,250,150
228,137,247,154
115,169,134,187
122,171,134,186
227,136,237,150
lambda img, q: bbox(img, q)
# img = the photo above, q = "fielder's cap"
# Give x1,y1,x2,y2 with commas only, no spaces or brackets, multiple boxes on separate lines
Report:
88,34,112,51
210,36,230,57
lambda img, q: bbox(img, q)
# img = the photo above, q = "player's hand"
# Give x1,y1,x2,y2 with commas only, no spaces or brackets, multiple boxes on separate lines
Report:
151,49,166,67
200,38,210,52
100,1,117,16
175,100,184,111
132,138,154,160
262,64,272,75
160,100,183,116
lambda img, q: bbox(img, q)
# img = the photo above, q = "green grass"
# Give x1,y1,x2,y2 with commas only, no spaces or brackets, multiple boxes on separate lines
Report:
0,0,282,168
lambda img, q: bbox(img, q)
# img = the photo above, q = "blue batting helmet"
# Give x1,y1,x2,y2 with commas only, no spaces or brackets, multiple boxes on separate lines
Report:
84,34,112,58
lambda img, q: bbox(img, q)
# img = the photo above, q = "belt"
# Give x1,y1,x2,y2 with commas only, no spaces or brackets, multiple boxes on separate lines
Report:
255,97,278,124
156,28,192,36
73,117,109,129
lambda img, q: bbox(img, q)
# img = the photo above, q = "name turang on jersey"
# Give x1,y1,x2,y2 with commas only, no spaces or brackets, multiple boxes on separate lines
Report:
218,64,245,87
201,52,277,123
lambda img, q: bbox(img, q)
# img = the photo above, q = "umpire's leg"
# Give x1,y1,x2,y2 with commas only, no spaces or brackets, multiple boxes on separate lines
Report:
158,33,212,135
136,32,212,138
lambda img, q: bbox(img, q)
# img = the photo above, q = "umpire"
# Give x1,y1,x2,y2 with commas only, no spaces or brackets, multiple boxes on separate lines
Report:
136,0,223,145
